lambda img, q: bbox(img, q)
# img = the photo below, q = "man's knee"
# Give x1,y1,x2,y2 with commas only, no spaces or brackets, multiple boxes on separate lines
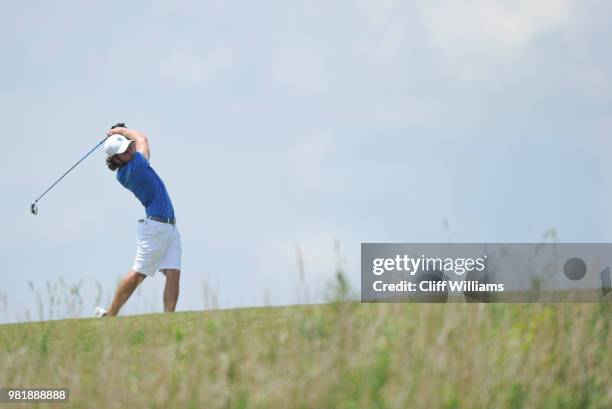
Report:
127,270,147,284
162,269,180,282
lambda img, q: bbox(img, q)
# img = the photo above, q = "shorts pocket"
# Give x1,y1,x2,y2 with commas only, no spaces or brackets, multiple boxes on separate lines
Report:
137,220,163,241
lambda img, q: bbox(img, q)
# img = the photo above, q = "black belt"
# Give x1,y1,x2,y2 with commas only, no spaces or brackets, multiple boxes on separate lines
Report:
145,216,176,225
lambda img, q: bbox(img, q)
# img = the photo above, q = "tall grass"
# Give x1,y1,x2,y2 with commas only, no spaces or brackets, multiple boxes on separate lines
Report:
1,234,610,408
0,303,610,409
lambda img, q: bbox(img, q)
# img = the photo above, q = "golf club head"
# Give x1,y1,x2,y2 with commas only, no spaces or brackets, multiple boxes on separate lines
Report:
30,202,38,215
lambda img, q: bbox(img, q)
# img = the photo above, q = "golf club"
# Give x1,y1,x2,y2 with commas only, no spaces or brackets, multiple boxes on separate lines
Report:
30,123,125,215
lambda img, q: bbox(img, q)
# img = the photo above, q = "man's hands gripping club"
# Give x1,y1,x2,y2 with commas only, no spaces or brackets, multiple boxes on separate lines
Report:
107,123,150,161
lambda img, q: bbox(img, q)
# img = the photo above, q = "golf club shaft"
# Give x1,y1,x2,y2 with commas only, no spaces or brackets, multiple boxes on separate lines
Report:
32,137,107,204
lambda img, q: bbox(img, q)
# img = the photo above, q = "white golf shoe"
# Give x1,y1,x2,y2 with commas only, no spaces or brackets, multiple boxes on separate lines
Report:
95,306,107,318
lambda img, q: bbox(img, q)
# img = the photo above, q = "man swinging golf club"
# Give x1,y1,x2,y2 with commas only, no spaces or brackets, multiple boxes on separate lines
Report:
95,123,181,317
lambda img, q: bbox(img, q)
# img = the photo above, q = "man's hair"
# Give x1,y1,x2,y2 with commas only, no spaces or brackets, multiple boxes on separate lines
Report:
106,156,119,171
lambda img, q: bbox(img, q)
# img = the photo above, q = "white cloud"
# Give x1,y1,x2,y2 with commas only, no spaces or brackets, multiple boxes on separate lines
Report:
419,0,572,73
354,0,573,78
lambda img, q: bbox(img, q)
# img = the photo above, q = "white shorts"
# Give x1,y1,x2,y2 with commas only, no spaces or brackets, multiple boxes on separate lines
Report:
133,218,182,276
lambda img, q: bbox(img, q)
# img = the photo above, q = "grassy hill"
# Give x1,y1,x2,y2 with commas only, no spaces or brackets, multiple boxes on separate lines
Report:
1,303,610,409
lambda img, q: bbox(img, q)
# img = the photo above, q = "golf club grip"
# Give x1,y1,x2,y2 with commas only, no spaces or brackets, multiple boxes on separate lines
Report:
111,122,126,129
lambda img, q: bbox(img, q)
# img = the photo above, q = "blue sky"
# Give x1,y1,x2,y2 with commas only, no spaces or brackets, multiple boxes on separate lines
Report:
1,0,611,322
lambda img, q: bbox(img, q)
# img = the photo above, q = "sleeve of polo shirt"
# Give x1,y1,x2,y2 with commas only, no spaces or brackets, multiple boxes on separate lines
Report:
131,151,148,171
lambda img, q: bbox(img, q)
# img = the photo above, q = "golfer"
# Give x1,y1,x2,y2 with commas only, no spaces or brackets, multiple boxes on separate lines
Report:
95,124,181,317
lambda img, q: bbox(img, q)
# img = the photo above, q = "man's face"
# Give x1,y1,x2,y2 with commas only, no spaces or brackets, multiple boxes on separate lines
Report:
109,143,134,168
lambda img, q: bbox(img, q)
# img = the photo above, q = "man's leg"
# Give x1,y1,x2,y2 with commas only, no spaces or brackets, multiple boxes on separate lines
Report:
107,270,147,316
161,269,180,312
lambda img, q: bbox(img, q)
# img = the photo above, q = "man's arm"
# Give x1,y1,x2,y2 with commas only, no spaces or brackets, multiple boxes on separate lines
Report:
107,126,150,160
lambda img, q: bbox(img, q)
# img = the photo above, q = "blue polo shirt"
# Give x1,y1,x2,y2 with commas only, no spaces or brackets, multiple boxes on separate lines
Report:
117,152,175,219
